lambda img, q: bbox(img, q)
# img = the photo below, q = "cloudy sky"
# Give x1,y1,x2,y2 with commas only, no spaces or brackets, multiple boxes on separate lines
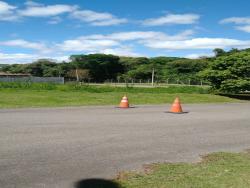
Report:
0,0,250,63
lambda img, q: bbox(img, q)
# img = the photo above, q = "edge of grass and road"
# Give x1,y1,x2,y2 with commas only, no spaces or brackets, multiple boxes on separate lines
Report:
114,151,250,188
0,82,245,109
74,151,250,188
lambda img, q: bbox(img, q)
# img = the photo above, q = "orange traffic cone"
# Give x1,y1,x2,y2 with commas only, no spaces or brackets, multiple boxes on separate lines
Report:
168,97,187,114
119,95,129,108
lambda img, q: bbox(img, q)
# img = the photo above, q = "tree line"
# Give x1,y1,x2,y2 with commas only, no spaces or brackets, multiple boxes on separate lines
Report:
1,48,249,93
0,54,209,82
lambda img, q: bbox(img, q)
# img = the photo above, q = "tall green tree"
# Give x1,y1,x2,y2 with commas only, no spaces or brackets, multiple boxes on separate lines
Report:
213,48,226,57
119,57,150,80
164,58,209,80
26,59,57,77
200,51,250,93
70,54,123,82
1,64,28,74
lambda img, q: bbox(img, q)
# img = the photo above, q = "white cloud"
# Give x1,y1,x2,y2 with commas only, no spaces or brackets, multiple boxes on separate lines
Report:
220,17,250,25
79,30,194,41
48,16,62,24
97,47,143,57
0,39,51,53
163,29,194,40
58,38,120,52
104,31,167,41
71,10,113,22
24,1,43,7
70,10,127,26
81,31,165,41
19,4,76,17
142,37,250,50
91,18,128,26
235,25,250,33
0,52,70,64
0,1,75,21
185,53,214,59
0,1,15,14
0,52,38,63
56,30,194,54
0,1,128,26
2,30,250,63
49,30,195,59
0,13,18,21
0,1,18,21
220,17,250,33
0,30,194,62
53,55,70,62
142,13,200,26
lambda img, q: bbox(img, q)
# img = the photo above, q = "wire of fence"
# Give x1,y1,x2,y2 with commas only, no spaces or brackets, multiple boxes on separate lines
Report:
101,78,209,86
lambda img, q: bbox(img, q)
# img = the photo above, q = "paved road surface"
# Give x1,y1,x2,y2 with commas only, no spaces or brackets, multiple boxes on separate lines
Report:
0,103,250,188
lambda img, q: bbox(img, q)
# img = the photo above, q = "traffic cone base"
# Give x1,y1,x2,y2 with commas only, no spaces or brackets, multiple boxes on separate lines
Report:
116,106,135,109
166,111,188,114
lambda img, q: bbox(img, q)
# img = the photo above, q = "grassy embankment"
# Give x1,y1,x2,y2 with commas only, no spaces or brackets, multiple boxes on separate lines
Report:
116,151,250,188
0,82,240,108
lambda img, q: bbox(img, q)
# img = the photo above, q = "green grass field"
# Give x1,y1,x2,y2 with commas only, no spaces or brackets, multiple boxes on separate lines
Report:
116,151,250,188
0,83,240,108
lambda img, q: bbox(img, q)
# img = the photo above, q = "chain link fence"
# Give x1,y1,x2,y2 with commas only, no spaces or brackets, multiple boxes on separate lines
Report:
0,76,64,84
101,78,210,86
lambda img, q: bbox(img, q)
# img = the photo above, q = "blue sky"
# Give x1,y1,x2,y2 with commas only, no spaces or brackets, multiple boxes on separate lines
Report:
1,0,250,63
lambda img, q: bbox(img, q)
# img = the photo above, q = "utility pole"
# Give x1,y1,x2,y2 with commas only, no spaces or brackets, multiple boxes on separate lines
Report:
75,69,79,82
151,68,155,86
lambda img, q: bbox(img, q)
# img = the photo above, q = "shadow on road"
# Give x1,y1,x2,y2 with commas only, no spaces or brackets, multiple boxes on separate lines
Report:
74,178,121,188
218,93,250,100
